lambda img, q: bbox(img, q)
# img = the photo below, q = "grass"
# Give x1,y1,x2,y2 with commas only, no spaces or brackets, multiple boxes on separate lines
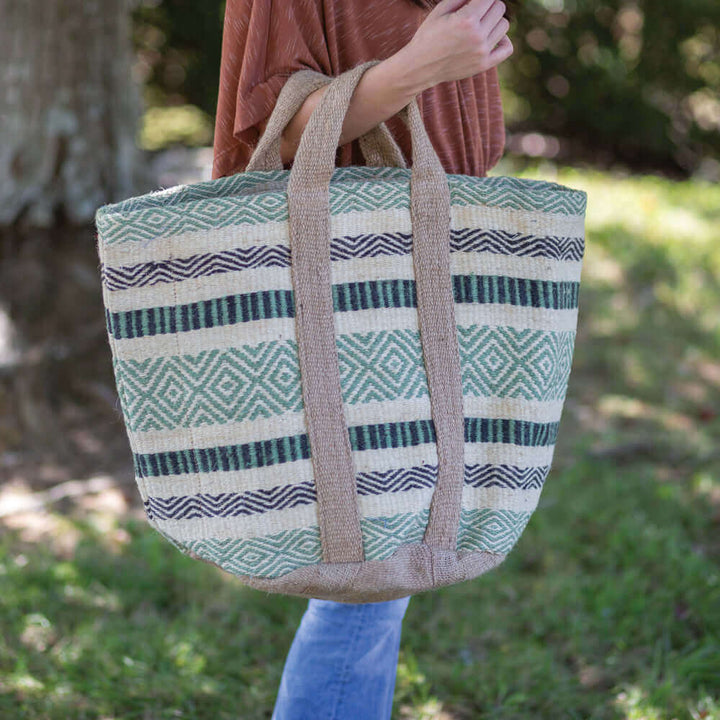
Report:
1,165,719,719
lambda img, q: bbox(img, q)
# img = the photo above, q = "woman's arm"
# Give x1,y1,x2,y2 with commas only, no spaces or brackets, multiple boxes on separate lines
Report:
264,0,513,165
266,53,428,166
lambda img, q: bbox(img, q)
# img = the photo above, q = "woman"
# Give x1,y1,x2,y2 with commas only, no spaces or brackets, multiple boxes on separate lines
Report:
212,1,515,717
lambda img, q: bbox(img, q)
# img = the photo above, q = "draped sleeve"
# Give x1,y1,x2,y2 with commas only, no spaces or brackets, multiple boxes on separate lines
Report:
212,0,332,178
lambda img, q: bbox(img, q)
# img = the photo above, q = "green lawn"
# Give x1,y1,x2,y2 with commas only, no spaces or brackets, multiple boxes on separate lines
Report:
1,165,719,719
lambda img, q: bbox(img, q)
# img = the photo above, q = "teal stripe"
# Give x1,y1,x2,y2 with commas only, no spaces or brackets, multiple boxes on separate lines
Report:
465,417,558,447
185,527,323,579
140,308,150,337
110,276,579,340
134,417,557,479
457,508,533,555
364,507,534,561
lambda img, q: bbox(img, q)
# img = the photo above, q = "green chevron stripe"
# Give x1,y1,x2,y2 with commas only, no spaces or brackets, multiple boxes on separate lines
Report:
101,169,585,216
184,526,322,578
456,507,533,554
363,508,533,561
362,512,430,561
132,418,558,479
177,505,532,578
96,170,586,245
449,175,587,216
115,328,575,433
106,276,579,340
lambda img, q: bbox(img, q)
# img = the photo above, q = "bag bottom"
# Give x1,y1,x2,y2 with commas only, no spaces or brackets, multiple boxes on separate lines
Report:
188,542,507,603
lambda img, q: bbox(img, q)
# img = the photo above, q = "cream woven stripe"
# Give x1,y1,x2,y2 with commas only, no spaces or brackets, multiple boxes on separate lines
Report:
99,202,585,267
106,250,582,312
138,442,557,501
129,396,566,455
152,505,319,542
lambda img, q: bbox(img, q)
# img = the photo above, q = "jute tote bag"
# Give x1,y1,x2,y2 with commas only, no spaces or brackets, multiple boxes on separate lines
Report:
95,60,587,602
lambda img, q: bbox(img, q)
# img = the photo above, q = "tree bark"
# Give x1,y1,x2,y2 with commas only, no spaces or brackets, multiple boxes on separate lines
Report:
0,0,146,227
0,0,147,466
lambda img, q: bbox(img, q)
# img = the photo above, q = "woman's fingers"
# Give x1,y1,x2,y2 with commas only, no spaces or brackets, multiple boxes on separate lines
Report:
478,1,508,31
486,16,511,50
407,0,514,86
457,0,503,23
432,0,474,17
458,0,510,54
488,35,514,65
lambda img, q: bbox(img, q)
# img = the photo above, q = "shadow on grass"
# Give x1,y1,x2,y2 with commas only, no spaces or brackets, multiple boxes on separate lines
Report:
565,221,720,469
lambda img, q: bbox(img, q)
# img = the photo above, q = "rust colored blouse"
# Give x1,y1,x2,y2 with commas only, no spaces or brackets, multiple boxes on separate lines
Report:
212,0,506,180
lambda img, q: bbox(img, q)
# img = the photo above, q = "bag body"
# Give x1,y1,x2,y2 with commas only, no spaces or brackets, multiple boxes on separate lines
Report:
95,62,586,602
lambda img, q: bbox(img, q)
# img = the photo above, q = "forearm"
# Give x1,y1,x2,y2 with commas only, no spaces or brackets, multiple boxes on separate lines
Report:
278,49,432,165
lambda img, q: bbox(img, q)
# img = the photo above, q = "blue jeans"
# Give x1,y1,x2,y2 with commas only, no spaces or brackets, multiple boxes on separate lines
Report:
271,596,412,720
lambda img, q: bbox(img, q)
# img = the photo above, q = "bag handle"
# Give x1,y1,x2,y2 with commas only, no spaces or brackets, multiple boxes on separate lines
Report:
245,64,407,172
286,61,465,564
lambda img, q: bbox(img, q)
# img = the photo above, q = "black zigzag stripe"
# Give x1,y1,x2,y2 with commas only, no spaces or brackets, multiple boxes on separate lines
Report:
452,228,584,262
102,227,581,292
329,232,413,261
145,466,437,521
354,465,437,495
144,481,317,521
143,463,552,521
101,245,292,291
464,463,550,489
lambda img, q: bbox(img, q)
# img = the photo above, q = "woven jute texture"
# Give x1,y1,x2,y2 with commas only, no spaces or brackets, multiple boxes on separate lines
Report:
95,61,587,602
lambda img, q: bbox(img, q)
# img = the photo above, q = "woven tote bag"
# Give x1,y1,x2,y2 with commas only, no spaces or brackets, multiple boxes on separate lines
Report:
95,61,587,602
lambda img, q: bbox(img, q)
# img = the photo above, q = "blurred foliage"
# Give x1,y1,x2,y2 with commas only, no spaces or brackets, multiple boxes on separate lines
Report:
139,105,214,151
499,0,720,178
132,0,225,145
132,0,720,177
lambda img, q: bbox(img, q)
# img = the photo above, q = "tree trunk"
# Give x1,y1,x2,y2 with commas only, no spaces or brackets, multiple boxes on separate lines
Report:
0,0,146,228
0,0,147,469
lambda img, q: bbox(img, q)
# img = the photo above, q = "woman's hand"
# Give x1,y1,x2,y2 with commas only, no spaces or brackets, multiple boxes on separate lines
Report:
401,0,513,92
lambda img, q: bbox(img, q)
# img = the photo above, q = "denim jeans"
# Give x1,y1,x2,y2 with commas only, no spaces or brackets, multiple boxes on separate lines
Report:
271,596,412,720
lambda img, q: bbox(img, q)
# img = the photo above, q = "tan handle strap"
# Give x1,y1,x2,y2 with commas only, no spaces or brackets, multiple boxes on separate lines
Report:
285,63,370,563
402,98,465,552
286,60,464,563
246,71,333,172
358,122,407,168
246,63,407,172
